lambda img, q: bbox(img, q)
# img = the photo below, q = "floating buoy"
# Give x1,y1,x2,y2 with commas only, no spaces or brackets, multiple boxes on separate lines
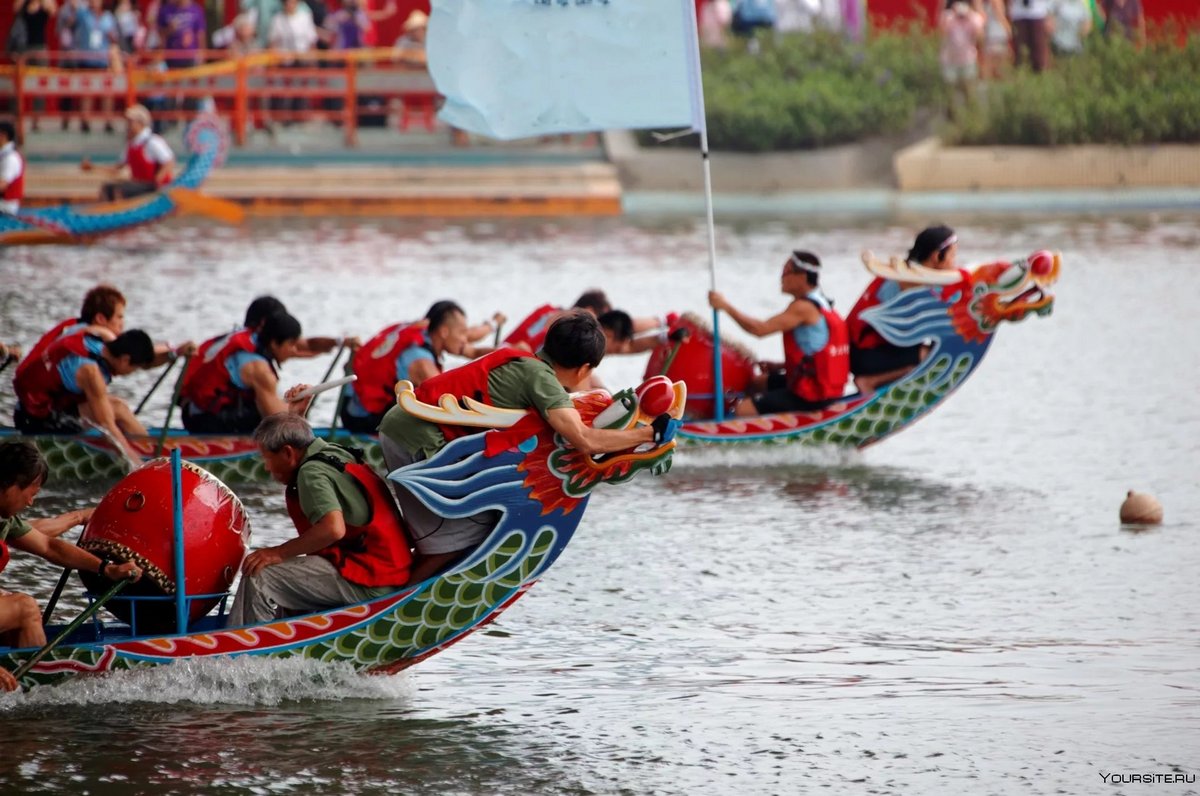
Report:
1119,490,1163,525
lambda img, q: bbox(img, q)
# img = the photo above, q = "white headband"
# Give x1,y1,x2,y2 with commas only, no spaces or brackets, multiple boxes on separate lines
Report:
789,253,821,274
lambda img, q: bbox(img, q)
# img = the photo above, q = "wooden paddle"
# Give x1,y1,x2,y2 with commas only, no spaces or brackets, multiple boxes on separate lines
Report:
14,579,129,681
134,355,179,415
292,375,357,402
305,341,348,419
169,188,246,225
154,354,192,457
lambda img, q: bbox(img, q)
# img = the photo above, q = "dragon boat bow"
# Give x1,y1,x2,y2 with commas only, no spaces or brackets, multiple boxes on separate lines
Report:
0,378,684,690
647,250,1060,448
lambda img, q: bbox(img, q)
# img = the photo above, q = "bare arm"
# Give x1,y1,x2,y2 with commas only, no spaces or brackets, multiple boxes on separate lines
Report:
545,406,653,455
29,507,93,539
77,362,140,461
407,357,439,387
708,293,818,338
11,529,141,580
241,510,346,577
240,358,289,417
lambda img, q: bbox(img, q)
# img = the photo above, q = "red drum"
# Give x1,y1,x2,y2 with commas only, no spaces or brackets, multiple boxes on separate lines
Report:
643,312,756,419
79,459,250,633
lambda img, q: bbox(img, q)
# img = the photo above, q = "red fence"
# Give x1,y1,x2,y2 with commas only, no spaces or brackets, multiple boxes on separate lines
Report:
0,48,439,146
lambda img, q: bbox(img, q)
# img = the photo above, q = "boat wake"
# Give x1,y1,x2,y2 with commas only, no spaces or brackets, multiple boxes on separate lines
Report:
0,656,412,709
673,441,861,470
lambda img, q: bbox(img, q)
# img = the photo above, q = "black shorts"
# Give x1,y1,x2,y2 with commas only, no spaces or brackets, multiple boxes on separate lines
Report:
181,402,262,434
339,406,385,434
751,371,831,415
13,406,84,434
850,344,922,376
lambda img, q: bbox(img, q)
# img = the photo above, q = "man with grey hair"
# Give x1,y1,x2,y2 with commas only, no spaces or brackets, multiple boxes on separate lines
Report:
226,412,413,627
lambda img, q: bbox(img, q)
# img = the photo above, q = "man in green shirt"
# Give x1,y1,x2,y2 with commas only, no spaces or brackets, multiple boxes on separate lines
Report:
1,441,142,690
379,310,676,584
227,413,413,626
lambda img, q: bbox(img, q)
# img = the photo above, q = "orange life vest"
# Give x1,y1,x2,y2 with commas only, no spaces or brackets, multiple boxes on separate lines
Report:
179,329,272,415
502,304,561,352
13,331,109,419
349,322,434,415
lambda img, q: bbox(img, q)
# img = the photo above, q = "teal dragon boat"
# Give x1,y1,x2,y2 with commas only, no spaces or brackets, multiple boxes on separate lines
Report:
0,379,683,690
646,249,1060,448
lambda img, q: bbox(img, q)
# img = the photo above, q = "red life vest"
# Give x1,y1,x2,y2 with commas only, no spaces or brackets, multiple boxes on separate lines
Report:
1,147,24,202
413,348,548,456
350,322,435,415
13,332,109,419
503,304,561,352
126,136,170,185
180,329,272,415
284,447,413,588
19,317,86,375
846,277,891,351
782,295,850,404
0,540,9,575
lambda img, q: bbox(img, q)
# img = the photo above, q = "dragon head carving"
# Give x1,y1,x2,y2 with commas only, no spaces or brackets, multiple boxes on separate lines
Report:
860,250,1060,349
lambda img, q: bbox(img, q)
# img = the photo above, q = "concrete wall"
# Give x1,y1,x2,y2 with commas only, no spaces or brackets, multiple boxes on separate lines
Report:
896,137,1200,191
604,129,906,193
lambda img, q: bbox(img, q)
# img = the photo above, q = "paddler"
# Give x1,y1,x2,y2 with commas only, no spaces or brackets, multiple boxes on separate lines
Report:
338,300,471,433
178,310,312,433
378,310,678,584
845,224,965,393
226,413,413,626
0,441,142,690
707,250,851,417
12,329,159,463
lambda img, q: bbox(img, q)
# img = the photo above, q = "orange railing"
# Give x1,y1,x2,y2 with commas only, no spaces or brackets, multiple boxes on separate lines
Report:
0,48,440,147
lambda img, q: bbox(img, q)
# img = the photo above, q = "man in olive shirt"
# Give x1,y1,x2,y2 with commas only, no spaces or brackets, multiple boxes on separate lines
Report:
379,311,675,584
227,413,412,626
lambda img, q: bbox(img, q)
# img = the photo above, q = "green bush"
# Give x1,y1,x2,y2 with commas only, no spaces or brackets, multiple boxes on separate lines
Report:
640,27,946,152
639,27,1200,151
947,34,1200,145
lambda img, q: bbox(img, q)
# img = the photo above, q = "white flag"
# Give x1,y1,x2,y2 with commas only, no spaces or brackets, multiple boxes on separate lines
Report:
427,0,706,140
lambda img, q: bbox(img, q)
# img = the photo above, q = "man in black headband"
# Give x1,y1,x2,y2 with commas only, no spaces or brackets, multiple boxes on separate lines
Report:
846,224,961,393
708,250,851,417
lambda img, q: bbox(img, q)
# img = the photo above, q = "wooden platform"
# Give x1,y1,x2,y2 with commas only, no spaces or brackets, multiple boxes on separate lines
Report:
21,162,624,217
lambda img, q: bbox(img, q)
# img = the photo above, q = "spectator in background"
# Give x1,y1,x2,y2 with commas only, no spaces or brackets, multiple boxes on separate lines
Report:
240,0,279,48
268,0,317,59
394,9,426,64
1049,0,1092,57
698,0,732,48
730,0,776,50
58,0,118,132
979,0,1010,79
1101,0,1143,47
269,0,318,121
775,0,821,34
324,0,369,51
11,0,58,129
940,1,984,118
1009,0,1051,72
112,0,143,53
0,121,24,215
362,0,395,45
156,0,206,68
212,11,260,55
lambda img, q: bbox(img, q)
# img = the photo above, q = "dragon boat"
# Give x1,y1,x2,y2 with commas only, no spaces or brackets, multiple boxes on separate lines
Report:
0,115,237,247
645,250,1060,448
0,377,684,690
0,426,383,484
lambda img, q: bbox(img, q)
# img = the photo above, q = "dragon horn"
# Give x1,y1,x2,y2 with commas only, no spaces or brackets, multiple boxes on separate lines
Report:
861,249,962,285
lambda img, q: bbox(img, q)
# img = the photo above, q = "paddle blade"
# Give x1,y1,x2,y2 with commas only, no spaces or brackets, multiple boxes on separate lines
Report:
169,188,245,225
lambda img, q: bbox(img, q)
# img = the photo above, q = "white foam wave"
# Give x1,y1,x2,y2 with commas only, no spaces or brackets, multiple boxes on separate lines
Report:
673,442,862,470
1,656,412,709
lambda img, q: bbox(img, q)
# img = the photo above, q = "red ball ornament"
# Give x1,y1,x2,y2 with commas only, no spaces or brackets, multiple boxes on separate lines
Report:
636,375,675,417
1029,250,1055,276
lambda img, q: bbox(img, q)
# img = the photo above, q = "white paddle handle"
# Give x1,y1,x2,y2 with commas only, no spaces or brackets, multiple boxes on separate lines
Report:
291,375,356,401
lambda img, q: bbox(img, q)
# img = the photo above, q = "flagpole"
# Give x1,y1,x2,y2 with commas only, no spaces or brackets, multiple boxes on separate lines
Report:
680,0,725,421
